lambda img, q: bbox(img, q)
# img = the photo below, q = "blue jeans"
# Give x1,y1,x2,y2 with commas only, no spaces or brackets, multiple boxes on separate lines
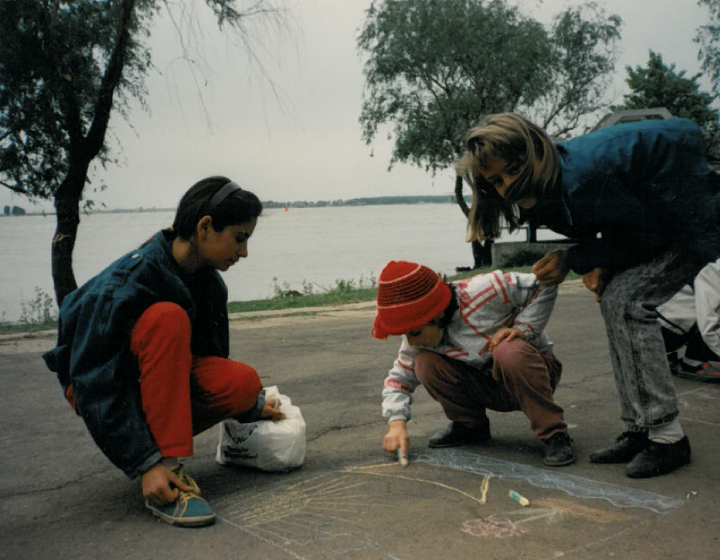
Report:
599,250,706,430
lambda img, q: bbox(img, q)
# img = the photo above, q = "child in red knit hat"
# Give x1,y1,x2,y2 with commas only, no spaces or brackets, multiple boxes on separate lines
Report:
373,260,574,466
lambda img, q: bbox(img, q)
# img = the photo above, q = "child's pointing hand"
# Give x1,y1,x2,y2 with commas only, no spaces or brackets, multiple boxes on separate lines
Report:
383,419,409,460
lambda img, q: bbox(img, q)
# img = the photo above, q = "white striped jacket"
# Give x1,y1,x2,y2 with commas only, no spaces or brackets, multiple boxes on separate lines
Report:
382,270,558,423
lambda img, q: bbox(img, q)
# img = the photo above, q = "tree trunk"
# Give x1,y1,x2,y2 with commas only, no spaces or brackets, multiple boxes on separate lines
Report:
453,174,470,217
51,202,81,306
51,163,88,305
49,0,137,306
454,175,492,268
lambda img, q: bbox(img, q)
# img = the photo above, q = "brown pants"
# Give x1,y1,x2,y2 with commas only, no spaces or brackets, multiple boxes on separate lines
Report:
415,339,566,440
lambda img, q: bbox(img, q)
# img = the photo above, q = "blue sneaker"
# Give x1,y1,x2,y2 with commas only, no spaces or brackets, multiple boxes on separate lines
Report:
144,466,216,527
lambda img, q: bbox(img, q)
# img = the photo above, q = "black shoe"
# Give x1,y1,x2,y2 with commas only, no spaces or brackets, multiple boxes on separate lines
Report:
589,431,649,464
428,421,491,448
543,432,575,466
626,436,691,478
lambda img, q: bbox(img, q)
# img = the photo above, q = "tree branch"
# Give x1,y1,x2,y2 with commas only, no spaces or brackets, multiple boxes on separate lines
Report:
85,0,138,157
0,181,33,196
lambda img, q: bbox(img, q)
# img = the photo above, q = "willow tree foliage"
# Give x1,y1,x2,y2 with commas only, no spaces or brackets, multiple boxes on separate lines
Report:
532,4,622,134
357,0,621,266
0,0,287,305
697,0,720,97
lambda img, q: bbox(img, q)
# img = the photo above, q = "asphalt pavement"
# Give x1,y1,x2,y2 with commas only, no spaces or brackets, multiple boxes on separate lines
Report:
1,286,718,560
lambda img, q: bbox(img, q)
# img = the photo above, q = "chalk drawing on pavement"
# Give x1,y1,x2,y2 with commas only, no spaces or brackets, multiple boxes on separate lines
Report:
342,463,491,506
461,498,635,540
462,516,528,539
215,463,496,558
214,448,678,558
417,448,683,513
532,498,635,523
216,473,405,560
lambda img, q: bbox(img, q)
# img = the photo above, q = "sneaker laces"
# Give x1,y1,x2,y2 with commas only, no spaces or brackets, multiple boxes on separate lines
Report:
172,469,211,514
168,485,211,519
173,466,202,496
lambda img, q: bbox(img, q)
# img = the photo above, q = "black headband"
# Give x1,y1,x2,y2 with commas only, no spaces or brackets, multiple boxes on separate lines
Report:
208,181,243,210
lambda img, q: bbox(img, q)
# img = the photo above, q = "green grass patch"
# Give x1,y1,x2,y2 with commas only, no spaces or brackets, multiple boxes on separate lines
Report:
227,266,579,314
227,287,379,313
0,320,57,335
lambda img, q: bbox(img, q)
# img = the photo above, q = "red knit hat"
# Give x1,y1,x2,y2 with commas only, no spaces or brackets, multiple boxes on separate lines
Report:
372,260,452,339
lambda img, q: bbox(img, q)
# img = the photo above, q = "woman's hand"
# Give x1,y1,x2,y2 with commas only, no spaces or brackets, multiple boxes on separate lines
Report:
532,250,570,286
141,462,192,506
261,397,286,421
383,419,409,459
488,327,526,352
583,268,610,302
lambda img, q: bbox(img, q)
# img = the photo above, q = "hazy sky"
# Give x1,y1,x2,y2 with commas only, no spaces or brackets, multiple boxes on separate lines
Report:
1,0,713,212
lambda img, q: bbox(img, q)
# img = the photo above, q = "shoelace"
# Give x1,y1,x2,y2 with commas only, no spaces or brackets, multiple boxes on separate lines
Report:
177,467,202,495
169,488,211,518
171,470,210,515
172,466,203,497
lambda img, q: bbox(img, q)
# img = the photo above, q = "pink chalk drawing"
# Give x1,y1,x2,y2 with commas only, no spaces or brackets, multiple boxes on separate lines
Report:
461,516,528,539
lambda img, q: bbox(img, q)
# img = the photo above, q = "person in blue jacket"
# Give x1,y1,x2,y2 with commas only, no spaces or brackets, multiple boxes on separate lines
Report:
43,176,285,527
455,113,719,478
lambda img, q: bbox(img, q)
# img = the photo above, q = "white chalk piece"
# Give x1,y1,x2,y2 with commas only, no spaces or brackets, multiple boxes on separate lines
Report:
508,490,530,506
397,448,409,467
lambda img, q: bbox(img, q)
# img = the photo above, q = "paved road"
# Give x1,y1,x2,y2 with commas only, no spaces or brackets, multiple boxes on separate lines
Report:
1,289,718,560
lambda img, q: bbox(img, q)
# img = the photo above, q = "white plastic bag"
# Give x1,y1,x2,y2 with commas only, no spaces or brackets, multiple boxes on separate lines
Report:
215,386,306,472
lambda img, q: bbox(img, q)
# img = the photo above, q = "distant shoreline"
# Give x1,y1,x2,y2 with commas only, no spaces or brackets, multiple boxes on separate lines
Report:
1,194,468,217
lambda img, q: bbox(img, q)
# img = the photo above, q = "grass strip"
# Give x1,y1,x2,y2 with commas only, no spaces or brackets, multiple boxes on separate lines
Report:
1,265,579,334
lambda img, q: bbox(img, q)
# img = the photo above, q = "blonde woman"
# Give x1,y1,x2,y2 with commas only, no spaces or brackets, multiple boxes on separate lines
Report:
456,113,718,478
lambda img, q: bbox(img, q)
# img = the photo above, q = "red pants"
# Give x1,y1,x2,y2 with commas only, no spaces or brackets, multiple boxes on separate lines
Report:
65,302,263,459
415,339,566,440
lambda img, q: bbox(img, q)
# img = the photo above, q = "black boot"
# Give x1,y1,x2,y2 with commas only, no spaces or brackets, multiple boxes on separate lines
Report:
543,432,575,466
428,421,491,448
589,431,649,464
626,436,691,478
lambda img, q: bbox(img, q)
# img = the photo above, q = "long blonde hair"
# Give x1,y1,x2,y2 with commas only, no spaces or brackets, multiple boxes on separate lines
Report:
455,113,560,241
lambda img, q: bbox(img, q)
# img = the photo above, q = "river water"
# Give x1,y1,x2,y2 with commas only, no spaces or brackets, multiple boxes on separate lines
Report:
0,203,560,322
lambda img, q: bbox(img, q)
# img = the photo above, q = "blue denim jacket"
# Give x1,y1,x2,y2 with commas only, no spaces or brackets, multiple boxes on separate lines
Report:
531,118,719,274
43,230,230,478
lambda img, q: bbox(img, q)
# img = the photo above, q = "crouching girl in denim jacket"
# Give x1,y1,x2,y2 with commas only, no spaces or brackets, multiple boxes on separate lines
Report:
44,177,285,527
